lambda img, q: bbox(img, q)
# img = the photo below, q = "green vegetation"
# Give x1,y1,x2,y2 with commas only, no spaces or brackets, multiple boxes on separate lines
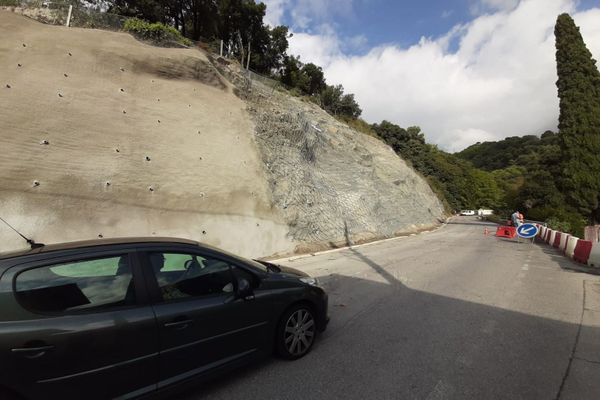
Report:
555,13,600,225
372,121,505,213
105,0,362,119
123,18,192,46
441,13,600,237
456,131,586,234
88,7,598,236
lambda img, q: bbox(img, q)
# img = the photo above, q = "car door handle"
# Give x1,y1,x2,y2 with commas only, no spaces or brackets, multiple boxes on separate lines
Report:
164,319,193,329
12,345,54,358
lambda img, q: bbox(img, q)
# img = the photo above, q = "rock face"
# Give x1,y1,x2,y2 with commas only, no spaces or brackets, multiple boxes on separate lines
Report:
0,11,445,257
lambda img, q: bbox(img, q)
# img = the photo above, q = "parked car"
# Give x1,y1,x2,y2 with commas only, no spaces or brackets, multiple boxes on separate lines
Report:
459,210,476,216
0,237,328,400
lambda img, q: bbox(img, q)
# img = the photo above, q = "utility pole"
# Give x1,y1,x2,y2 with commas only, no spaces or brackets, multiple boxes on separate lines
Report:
66,5,73,27
246,42,251,70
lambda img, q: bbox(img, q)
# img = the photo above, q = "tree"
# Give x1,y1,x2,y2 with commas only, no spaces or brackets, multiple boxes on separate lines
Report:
251,25,290,74
555,13,600,223
320,84,361,118
298,63,325,96
110,0,172,23
281,55,302,88
338,93,362,119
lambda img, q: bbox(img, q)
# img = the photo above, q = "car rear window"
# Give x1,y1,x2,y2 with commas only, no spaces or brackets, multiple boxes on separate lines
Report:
14,255,136,313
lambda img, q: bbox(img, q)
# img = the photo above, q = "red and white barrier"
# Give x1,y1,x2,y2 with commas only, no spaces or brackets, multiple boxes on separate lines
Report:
573,240,593,264
546,229,554,243
565,236,579,259
588,243,600,268
553,232,562,248
548,230,556,245
560,233,570,252
532,225,600,269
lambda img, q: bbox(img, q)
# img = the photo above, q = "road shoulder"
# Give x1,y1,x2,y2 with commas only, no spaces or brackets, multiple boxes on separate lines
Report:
560,280,600,399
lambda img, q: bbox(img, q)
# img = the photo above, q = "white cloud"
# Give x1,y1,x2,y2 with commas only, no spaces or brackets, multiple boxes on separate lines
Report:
287,0,600,151
263,0,288,27
470,0,520,15
265,0,356,29
347,34,368,51
288,25,343,66
575,8,600,60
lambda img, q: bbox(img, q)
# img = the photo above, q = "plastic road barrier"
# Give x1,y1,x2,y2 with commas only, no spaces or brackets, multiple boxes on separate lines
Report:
548,230,556,244
560,234,570,252
496,226,516,239
565,236,579,259
588,243,600,268
574,240,593,264
553,232,562,248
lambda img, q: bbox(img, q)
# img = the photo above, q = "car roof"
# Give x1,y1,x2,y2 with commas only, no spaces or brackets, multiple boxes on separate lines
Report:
0,237,200,260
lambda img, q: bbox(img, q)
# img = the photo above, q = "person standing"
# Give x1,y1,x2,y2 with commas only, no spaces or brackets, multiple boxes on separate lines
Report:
518,211,524,226
511,210,523,227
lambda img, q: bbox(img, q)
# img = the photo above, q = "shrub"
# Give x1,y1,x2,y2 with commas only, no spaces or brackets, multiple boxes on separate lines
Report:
338,116,379,138
123,18,192,47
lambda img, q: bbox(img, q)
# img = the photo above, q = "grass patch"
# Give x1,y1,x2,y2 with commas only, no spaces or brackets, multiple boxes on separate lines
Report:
337,116,380,138
123,18,192,47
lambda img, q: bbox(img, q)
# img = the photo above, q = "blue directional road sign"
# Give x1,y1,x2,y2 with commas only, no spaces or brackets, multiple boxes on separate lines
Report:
517,223,538,239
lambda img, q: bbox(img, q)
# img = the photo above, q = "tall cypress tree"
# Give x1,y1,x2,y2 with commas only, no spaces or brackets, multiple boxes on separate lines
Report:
555,13,600,223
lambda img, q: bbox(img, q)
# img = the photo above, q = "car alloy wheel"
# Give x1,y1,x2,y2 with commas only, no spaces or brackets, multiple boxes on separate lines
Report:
278,306,316,359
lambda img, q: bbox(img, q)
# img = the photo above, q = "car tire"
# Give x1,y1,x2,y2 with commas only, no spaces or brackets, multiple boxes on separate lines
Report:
275,304,317,360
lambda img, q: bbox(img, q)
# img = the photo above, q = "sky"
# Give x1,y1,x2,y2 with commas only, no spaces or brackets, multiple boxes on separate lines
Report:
261,0,600,152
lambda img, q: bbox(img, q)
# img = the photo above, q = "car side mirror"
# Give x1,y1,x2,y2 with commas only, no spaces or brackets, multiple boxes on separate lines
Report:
237,278,254,300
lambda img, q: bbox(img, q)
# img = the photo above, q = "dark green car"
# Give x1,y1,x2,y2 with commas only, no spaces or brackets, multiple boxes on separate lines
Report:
0,237,328,400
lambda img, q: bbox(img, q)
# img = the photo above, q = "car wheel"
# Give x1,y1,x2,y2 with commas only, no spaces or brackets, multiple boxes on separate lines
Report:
276,304,317,360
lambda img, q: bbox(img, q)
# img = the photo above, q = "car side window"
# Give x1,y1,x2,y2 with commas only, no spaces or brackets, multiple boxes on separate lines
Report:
149,252,235,301
15,255,135,313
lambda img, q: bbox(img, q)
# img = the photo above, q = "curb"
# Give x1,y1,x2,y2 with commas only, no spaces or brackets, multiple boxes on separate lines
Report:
272,217,452,263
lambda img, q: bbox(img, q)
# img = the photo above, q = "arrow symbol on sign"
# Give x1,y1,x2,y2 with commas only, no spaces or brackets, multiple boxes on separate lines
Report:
521,227,534,234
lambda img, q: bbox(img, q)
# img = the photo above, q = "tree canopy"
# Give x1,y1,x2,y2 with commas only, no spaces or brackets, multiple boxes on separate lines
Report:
106,0,362,119
555,13,600,224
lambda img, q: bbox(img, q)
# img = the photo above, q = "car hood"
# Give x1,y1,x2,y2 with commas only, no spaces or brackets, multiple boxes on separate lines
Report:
277,264,310,278
253,259,310,278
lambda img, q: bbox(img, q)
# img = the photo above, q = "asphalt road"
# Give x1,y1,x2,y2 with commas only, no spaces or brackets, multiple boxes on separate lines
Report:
179,216,600,400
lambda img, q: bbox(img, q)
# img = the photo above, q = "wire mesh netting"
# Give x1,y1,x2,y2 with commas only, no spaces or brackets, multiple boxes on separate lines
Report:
242,74,445,246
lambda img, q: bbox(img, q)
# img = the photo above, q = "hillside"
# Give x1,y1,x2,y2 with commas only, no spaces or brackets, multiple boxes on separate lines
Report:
455,132,559,171
0,11,445,257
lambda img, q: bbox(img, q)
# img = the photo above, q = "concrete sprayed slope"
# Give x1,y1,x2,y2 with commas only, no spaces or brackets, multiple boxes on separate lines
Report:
0,12,293,257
